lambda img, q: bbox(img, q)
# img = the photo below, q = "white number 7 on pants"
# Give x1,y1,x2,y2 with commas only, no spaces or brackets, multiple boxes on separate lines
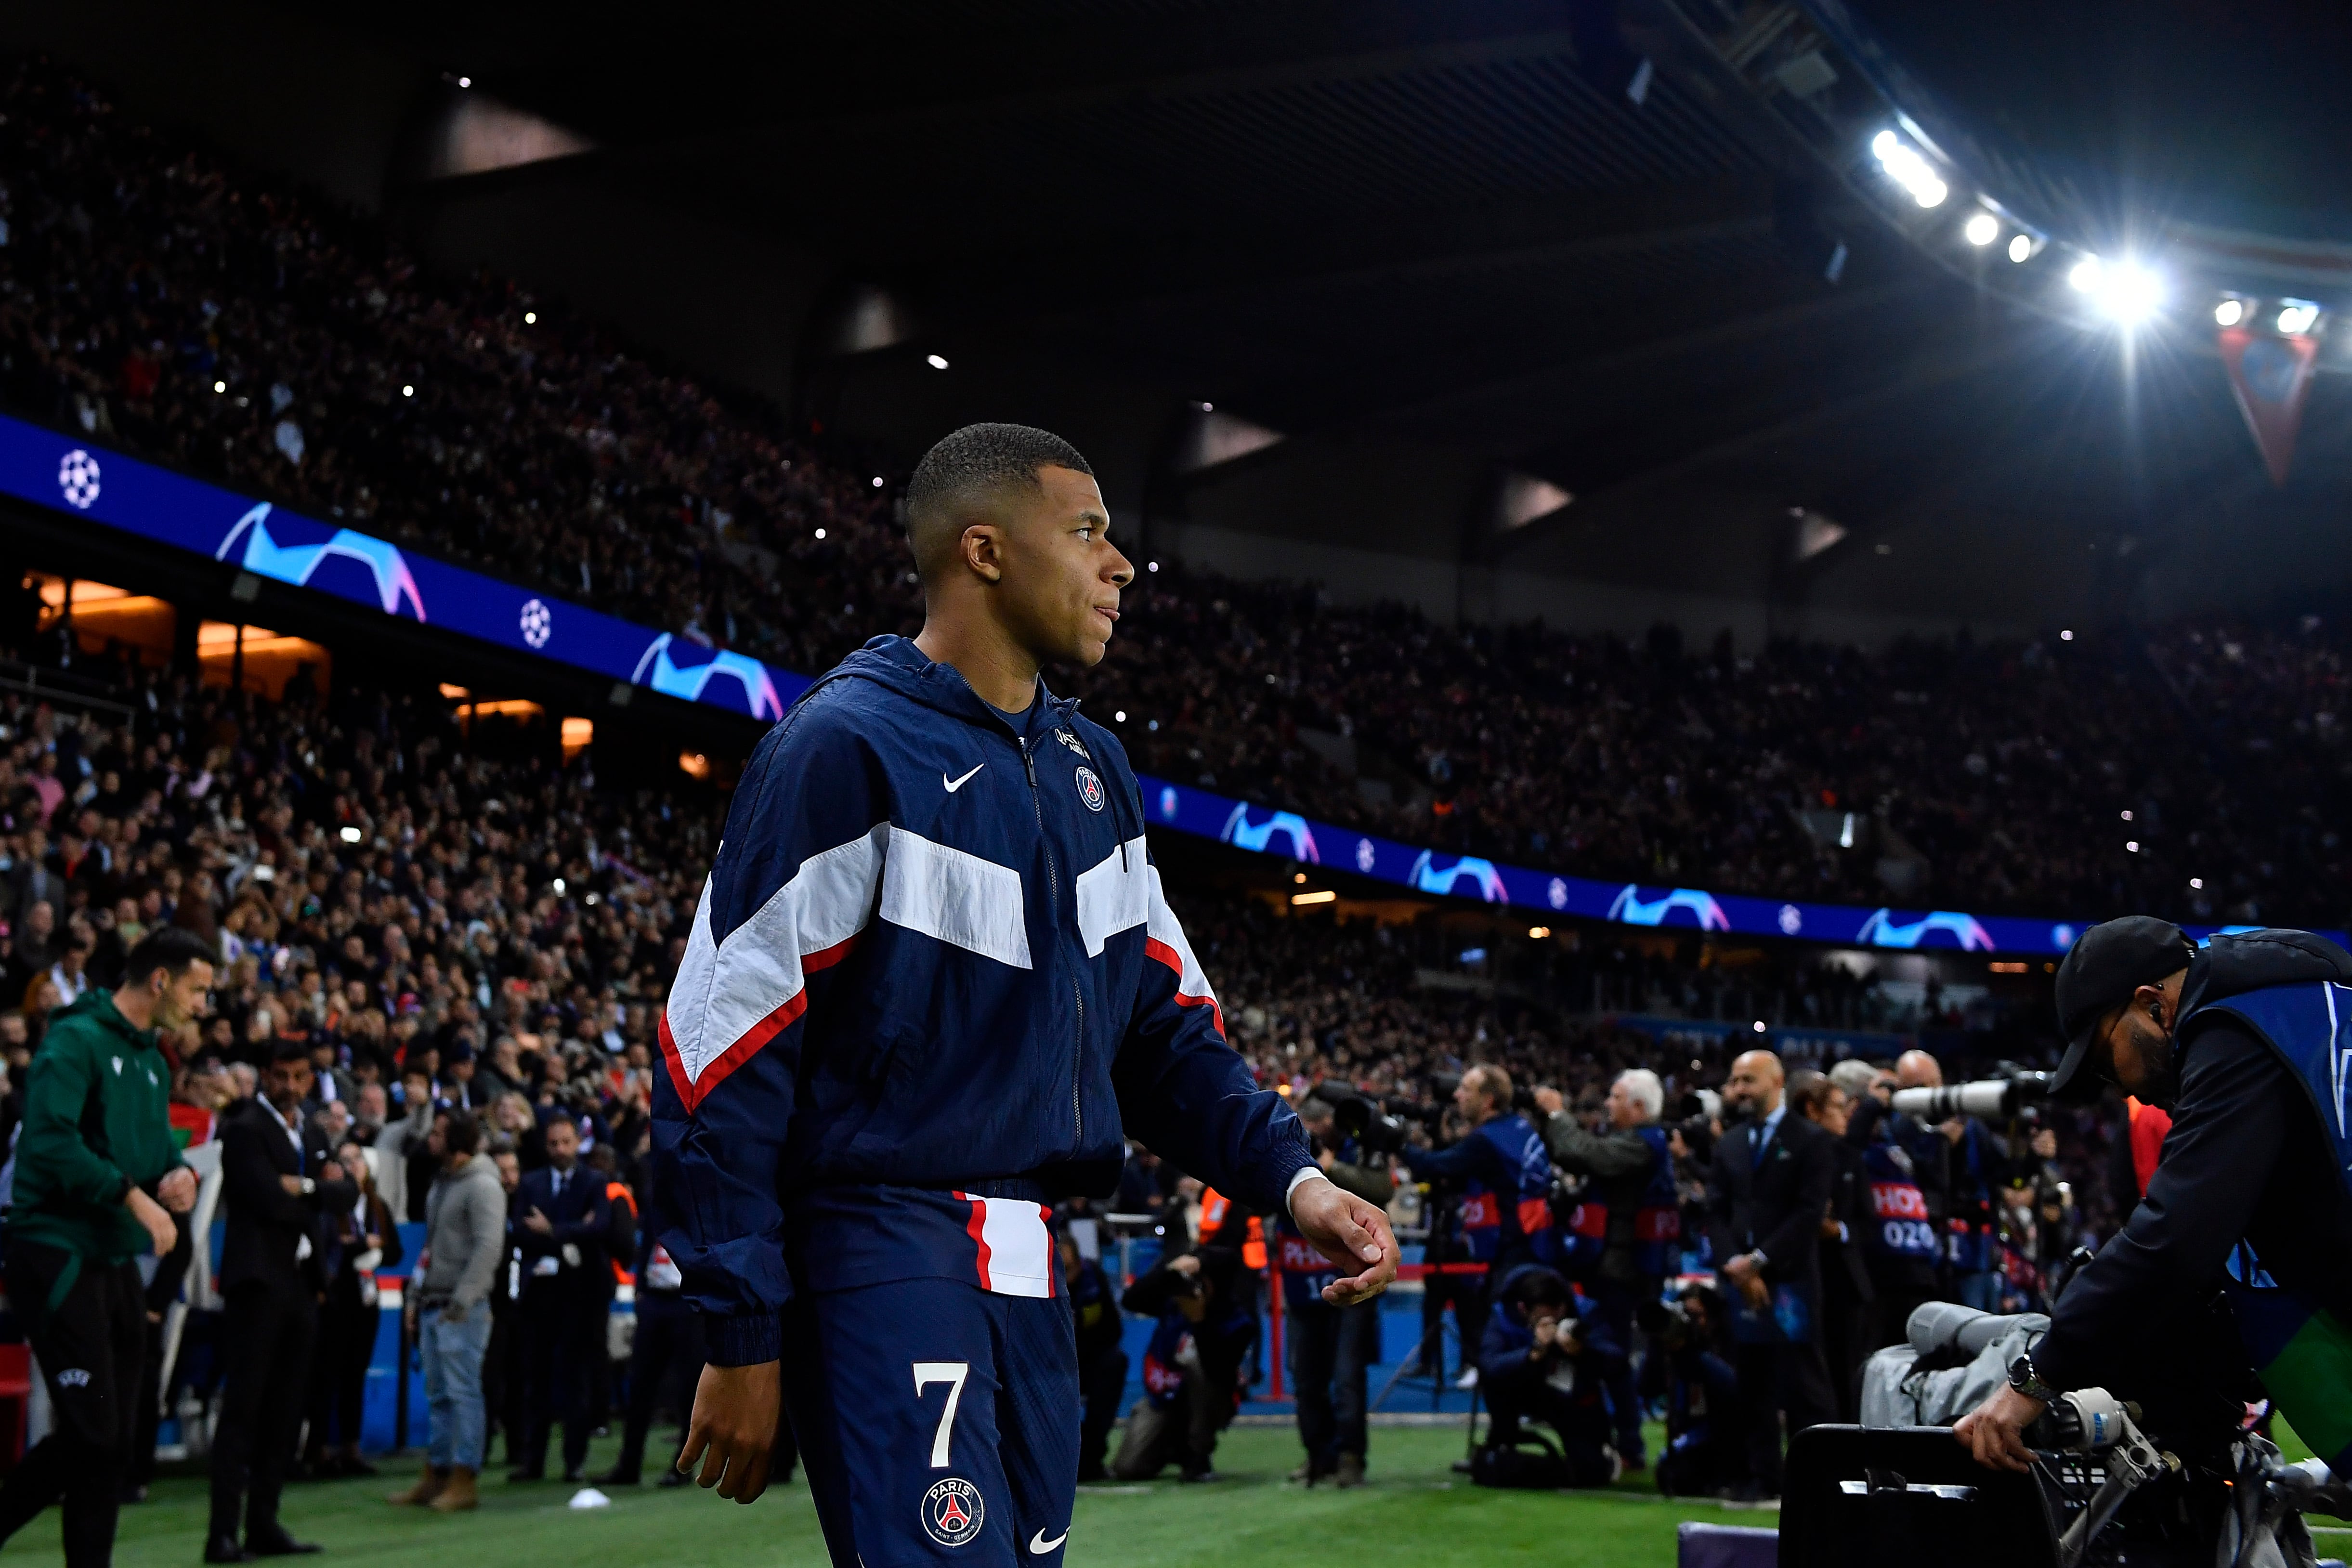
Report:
912,1361,970,1469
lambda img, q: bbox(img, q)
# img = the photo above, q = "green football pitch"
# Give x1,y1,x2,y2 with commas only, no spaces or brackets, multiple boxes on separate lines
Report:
5,1420,2335,1567
0,1423,1758,1568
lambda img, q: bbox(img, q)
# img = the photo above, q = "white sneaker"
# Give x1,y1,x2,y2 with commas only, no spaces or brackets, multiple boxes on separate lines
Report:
1453,1368,1479,1389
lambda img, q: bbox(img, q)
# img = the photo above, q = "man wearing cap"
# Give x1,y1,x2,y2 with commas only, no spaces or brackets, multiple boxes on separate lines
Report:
1957,919,2352,1476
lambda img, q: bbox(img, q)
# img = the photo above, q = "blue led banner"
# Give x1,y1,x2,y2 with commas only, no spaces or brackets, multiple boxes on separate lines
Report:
6,415,807,721
6,413,2317,958
1137,775,2339,956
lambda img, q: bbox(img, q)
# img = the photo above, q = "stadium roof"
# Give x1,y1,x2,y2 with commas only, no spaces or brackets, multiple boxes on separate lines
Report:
31,0,2352,634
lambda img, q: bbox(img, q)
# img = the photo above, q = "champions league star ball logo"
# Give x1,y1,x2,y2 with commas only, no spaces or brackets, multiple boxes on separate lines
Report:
1075,765,1107,813
519,598,552,649
921,1477,986,1547
57,449,101,509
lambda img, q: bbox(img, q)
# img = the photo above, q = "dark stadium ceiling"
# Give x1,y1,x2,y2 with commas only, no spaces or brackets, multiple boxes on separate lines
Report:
354,1,2352,597
1852,0,2352,240
26,0,2352,627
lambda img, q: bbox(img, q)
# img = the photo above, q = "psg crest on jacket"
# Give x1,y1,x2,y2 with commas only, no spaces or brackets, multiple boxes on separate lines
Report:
1075,765,1107,812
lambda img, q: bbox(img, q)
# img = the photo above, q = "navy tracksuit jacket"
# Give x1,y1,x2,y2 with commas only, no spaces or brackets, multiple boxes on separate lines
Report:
649,635,1313,1564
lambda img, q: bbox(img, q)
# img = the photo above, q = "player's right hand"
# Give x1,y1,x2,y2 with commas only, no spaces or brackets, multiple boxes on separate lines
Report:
679,1360,782,1503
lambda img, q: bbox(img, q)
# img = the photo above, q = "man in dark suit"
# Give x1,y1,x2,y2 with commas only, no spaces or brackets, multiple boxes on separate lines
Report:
208,1041,355,1562
509,1113,612,1483
1707,1049,1838,1501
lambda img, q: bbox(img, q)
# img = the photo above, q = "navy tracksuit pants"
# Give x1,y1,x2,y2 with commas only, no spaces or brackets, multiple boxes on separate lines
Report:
783,1277,1079,1567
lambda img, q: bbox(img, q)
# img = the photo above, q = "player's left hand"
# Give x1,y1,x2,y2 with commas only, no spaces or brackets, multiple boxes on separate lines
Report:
1290,1176,1398,1306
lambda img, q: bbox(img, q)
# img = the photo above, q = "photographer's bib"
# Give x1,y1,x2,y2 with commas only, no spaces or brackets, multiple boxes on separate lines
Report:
1861,1142,1940,1263
2185,980,2352,1475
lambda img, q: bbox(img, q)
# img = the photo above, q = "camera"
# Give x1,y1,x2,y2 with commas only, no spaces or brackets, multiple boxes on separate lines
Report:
1663,1111,1715,1165
1638,1293,1718,1355
1890,1071,2051,1121
1304,1083,1413,1156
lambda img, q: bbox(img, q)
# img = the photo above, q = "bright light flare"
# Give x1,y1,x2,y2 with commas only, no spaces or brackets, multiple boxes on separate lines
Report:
1870,129,1949,208
2278,300,2321,335
1963,212,1999,247
2069,255,2165,326
2215,298,2246,327
2008,233,2033,263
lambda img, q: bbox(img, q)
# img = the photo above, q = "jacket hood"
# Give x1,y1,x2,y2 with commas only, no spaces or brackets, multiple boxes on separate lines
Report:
2183,927,2352,1016
52,988,153,1047
817,636,1075,737
447,1151,503,1189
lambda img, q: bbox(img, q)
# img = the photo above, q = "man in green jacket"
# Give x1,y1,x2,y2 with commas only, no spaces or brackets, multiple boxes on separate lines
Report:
0,927,211,1568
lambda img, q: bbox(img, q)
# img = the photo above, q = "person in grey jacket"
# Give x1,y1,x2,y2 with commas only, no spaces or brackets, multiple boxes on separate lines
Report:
388,1111,507,1513
1533,1069,1674,1469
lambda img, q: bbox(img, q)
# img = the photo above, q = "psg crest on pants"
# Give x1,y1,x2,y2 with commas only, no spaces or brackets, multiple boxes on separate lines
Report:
1074,765,1107,812
921,1477,986,1547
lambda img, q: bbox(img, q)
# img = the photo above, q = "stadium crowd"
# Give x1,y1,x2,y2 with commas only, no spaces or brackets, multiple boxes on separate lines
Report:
0,56,2348,940
0,614,2106,1513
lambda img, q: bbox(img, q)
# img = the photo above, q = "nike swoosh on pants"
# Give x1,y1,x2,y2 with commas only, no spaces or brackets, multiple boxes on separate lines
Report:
1029,1529,1068,1554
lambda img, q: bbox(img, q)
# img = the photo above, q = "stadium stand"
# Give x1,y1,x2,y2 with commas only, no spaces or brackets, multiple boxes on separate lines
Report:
0,33,2288,1212
0,56,2340,936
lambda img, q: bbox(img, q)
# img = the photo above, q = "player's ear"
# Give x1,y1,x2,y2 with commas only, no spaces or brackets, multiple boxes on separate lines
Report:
963,523,1006,583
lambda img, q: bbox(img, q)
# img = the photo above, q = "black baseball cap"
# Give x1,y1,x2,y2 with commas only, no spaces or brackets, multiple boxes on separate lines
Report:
2049,916,2195,1101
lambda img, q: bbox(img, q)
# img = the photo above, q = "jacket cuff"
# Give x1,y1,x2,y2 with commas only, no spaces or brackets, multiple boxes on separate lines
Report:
1282,1163,1327,1219
705,1311,782,1367
2025,1341,2070,1394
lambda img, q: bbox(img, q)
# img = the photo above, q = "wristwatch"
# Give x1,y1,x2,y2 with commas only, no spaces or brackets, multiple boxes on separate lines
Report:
2007,1354,2057,1404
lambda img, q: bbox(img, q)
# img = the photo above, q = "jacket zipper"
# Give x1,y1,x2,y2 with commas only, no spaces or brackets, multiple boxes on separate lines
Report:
1019,736,1085,1150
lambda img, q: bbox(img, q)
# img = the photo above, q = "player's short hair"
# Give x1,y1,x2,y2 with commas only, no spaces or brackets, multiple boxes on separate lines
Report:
904,423,1094,583
1613,1068,1665,1121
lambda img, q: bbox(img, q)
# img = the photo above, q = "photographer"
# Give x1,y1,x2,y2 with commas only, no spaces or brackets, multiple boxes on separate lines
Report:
1280,1092,1396,1488
1532,1069,1678,1469
1403,1066,1557,1320
1835,1062,1949,1358
1958,920,2352,1477
1896,1049,2007,1309
1114,1244,1257,1482
1474,1265,1622,1487
1641,1283,1748,1499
